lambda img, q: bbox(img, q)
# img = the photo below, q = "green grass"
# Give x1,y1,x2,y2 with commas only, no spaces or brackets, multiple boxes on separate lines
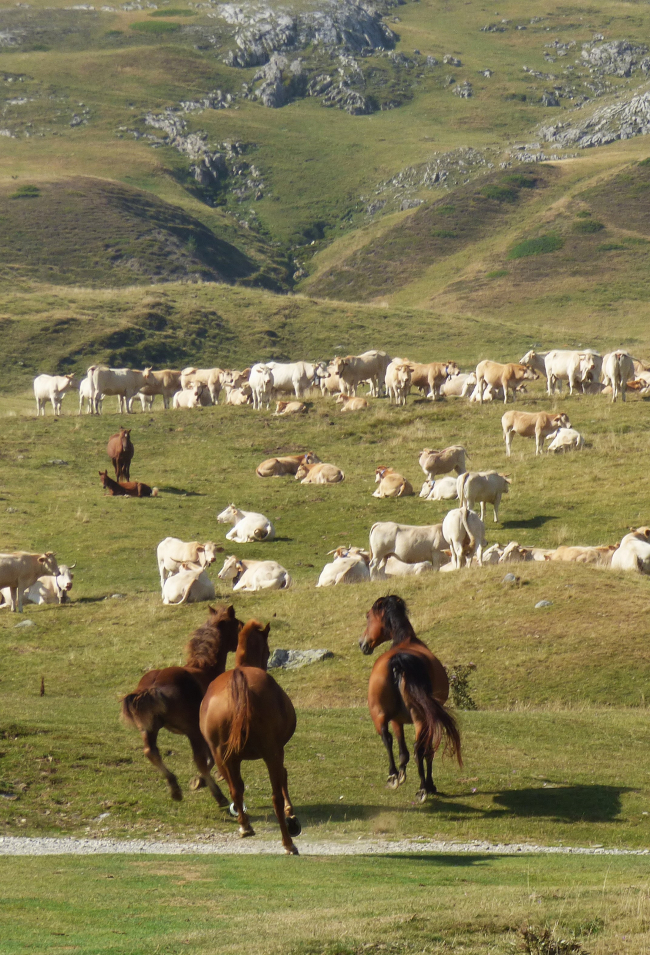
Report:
572,220,605,235
130,20,181,33
149,8,197,15
507,235,564,259
3,854,648,955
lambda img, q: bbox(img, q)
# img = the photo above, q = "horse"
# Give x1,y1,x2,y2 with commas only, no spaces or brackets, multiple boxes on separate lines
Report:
99,470,158,498
359,594,462,801
199,651,301,854
235,619,270,669
107,428,134,482
121,604,241,804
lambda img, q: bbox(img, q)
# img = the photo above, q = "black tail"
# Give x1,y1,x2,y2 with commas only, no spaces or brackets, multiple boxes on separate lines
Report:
390,653,462,766
121,688,167,733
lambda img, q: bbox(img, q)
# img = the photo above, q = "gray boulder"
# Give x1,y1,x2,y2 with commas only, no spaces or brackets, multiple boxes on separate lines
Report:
268,648,334,669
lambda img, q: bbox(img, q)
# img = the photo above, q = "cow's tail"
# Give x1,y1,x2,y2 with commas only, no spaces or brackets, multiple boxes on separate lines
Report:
121,687,168,733
224,668,252,760
457,471,469,508
253,525,271,540
389,653,462,766
460,504,478,552
281,571,292,590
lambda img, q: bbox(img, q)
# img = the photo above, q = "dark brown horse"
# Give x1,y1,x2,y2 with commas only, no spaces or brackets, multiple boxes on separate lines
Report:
107,428,134,481
121,604,241,804
99,471,157,498
235,619,270,669
359,595,462,800
200,656,301,854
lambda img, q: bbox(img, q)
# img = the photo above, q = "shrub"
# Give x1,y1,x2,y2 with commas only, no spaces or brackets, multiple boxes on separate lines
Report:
575,210,591,218
436,204,456,215
503,174,536,189
481,185,518,202
508,234,563,258
486,269,508,278
130,20,180,32
150,7,197,15
10,184,40,199
572,219,604,234
431,229,456,239
504,92,527,102
520,926,588,955
446,664,477,710
638,157,650,167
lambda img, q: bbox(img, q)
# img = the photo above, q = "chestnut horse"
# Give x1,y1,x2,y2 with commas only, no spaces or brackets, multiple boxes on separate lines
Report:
200,628,301,854
99,471,157,498
359,595,462,800
235,619,270,669
121,604,241,804
107,428,134,481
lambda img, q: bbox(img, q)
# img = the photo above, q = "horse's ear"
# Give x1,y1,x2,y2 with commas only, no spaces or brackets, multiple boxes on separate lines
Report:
226,605,236,618
263,623,270,638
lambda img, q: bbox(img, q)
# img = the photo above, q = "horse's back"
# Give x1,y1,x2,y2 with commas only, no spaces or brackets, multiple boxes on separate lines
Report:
369,644,449,712
202,667,296,754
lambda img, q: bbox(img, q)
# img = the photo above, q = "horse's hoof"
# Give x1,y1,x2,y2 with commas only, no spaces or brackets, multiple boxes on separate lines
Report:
229,802,248,817
239,826,255,839
416,789,427,803
387,775,399,790
285,844,299,855
189,776,206,792
286,815,302,837
397,769,407,786
170,787,183,802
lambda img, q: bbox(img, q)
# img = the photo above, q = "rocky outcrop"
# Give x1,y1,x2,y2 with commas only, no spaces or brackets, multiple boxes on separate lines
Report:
581,40,649,78
268,648,334,669
539,86,650,148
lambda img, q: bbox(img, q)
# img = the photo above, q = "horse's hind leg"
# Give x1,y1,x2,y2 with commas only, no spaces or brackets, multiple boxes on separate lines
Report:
221,758,254,839
392,721,409,786
413,726,436,802
379,722,400,788
265,753,299,855
142,730,182,801
188,735,229,808
281,764,301,839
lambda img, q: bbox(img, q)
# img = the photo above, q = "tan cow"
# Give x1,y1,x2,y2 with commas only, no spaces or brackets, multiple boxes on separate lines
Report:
336,394,369,412
419,446,467,482
137,369,182,410
224,384,252,405
373,467,414,498
295,461,345,484
548,545,617,567
273,401,307,416
476,360,538,404
180,367,224,404
320,363,342,396
0,551,60,612
408,361,460,399
256,452,319,478
332,351,391,397
502,410,572,456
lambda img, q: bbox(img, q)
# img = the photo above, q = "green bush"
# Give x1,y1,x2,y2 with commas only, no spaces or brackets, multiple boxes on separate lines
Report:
575,210,592,218
503,174,536,189
431,229,456,239
508,234,563,258
504,92,527,102
150,7,197,15
572,219,604,234
10,184,40,200
486,268,508,278
130,20,180,32
638,157,650,167
481,185,518,202
436,205,456,215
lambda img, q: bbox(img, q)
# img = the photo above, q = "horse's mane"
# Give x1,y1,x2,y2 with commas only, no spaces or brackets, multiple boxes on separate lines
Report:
185,605,237,668
373,594,416,644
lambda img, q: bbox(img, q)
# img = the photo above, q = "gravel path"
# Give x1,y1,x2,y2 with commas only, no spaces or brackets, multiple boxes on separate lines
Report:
1,835,648,857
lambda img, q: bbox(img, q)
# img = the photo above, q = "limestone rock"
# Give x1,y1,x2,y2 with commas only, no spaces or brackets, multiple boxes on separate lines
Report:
268,648,334,669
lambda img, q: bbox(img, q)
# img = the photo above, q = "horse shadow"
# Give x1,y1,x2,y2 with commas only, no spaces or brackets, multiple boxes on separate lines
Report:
422,784,630,824
156,486,203,497
501,515,557,530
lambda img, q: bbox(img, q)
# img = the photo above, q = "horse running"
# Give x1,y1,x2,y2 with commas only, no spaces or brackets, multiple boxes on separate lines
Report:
359,595,462,800
121,604,241,804
107,428,134,481
200,625,301,854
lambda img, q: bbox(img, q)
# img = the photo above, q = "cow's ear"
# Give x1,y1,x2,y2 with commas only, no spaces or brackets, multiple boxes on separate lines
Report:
38,556,47,564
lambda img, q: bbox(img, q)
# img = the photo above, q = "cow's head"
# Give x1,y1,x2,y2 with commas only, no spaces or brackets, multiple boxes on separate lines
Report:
629,526,650,542
217,504,239,524
201,542,222,565
217,556,243,581
313,361,330,382
519,350,537,366
295,462,311,480
520,365,539,381
39,552,60,577
579,353,596,381
335,393,349,403
303,451,320,465
446,361,460,378
553,413,572,430
142,367,153,380
56,564,75,592
375,466,389,483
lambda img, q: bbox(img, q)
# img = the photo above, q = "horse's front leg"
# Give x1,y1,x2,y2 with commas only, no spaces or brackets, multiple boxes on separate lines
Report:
392,721,409,786
188,734,229,807
142,729,182,801
379,721,400,789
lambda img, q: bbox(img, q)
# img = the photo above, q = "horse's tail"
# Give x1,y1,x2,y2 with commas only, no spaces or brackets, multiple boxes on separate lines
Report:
224,668,252,761
121,688,167,733
389,653,462,766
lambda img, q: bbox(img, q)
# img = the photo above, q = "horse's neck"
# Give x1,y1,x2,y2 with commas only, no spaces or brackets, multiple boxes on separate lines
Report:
393,630,424,650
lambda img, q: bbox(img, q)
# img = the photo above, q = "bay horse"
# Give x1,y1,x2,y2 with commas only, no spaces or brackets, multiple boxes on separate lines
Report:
121,604,241,805
107,428,134,481
359,594,462,800
235,619,270,669
200,630,301,854
99,471,158,497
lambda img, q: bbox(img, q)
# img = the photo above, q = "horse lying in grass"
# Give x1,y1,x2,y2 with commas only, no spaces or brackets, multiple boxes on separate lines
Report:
359,594,462,800
99,470,158,497
200,618,301,854
121,604,241,804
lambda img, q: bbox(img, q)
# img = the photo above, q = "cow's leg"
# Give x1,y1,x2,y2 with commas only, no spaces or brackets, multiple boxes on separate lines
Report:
379,719,400,787
9,586,18,612
504,429,513,457
493,494,501,523
392,721,409,784
535,429,543,455
188,734,229,807
478,378,484,404
479,501,486,523
546,373,553,396
502,378,509,404
142,729,182,800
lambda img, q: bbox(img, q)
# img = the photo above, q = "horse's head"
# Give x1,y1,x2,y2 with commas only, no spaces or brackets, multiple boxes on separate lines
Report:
120,428,131,451
359,595,410,655
237,619,271,669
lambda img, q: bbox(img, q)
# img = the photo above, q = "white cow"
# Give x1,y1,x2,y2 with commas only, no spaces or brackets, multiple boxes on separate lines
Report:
1,563,75,607
316,554,370,587
602,350,636,403
157,538,220,589
161,565,216,604
180,367,223,404
173,382,205,409
87,365,153,414
382,557,435,577
610,530,650,575
0,551,60,612
441,373,476,398
265,361,329,398
33,374,77,416
369,521,447,573
78,377,100,414
543,350,598,396
420,475,459,501
441,507,487,569
546,427,585,452
457,471,511,523
217,504,275,542
385,359,412,406
249,364,274,410
218,556,292,591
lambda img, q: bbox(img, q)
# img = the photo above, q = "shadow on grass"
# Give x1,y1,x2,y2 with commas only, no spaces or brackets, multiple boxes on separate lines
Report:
156,486,203,497
383,853,494,866
420,784,630,823
501,515,557,530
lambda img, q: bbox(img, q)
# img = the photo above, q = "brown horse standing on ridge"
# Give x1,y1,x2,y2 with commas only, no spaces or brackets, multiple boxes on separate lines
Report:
121,604,241,804
359,595,462,800
200,622,301,854
107,428,134,481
